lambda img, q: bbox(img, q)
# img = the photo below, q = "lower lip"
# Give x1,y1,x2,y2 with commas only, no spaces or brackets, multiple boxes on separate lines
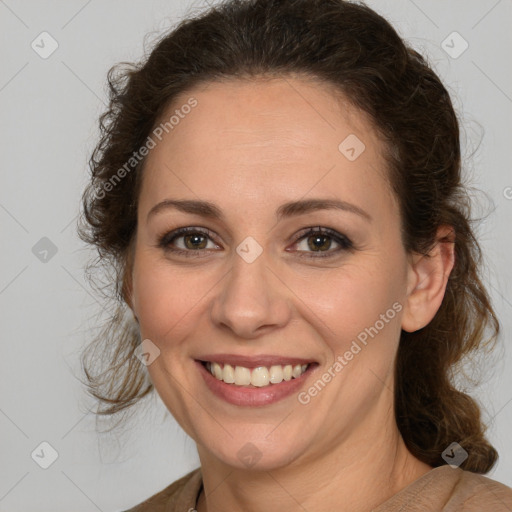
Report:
196,361,317,407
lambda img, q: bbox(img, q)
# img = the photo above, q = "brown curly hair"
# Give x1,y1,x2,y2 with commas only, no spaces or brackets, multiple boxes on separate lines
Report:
78,0,500,472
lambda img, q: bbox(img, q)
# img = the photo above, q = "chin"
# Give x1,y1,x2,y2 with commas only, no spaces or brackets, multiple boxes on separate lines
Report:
199,432,309,472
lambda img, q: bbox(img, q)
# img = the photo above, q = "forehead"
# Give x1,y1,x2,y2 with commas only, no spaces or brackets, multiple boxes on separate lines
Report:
159,76,375,156
139,76,395,217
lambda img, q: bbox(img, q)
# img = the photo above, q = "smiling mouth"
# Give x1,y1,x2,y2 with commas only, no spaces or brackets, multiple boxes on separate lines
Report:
200,361,313,388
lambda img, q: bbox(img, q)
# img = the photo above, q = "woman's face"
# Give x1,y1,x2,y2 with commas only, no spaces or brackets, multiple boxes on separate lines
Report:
131,76,413,470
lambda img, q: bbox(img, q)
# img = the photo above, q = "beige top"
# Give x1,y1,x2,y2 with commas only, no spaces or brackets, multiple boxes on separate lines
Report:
123,465,512,511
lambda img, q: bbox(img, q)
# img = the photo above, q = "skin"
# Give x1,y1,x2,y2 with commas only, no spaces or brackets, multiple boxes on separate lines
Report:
128,75,455,511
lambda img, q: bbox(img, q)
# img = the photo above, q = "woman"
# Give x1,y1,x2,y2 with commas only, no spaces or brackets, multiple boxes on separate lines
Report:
78,0,512,510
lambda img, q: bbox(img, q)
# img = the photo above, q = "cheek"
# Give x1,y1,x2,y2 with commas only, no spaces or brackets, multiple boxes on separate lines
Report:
290,256,406,351
131,253,212,343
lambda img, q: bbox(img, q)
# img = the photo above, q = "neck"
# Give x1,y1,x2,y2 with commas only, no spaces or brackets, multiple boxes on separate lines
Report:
195,418,432,511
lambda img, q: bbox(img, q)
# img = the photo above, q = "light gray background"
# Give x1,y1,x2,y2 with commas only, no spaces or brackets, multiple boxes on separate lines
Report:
1,1,511,510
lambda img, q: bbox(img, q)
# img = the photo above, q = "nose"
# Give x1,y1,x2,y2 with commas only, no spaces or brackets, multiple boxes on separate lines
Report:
209,250,292,339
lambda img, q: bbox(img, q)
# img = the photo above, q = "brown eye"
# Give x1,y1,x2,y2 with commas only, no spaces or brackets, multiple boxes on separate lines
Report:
306,234,333,252
158,227,219,256
292,227,353,258
183,233,208,250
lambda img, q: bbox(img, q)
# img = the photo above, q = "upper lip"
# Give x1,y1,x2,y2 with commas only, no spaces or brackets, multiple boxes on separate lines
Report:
196,354,317,369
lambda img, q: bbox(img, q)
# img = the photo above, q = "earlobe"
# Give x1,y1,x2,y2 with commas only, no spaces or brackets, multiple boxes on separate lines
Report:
121,239,139,323
401,226,455,333
124,283,140,324
122,276,138,322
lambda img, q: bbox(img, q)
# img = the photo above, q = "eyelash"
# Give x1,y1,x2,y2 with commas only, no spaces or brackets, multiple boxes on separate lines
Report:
157,226,354,259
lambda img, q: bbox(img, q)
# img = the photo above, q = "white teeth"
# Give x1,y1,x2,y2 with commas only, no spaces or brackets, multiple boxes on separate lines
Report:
205,362,310,387
292,364,303,378
234,366,251,385
212,362,223,380
269,365,284,384
223,364,235,383
251,367,269,387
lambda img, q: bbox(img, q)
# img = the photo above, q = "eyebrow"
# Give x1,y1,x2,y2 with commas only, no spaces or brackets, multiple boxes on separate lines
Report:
146,198,372,223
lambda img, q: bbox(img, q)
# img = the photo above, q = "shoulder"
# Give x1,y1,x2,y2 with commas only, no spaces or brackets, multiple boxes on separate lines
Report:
448,468,512,510
374,465,512,511
121,467,202,512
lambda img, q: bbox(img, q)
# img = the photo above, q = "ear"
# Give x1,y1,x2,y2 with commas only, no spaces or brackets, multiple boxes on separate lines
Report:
122,272,136,316
121,239,139,324
401,225,455,333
